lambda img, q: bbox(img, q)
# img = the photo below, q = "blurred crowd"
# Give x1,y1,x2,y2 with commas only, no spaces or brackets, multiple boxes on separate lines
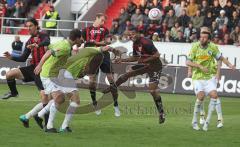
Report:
0,0,51,34
110,0,240,46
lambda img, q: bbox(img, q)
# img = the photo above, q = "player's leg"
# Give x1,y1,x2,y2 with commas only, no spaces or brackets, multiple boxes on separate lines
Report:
101,52,120,117
1,68,24,99
106,73,120,117
46,90,65,133
87,53,104,115
19,72,49,129
148,70,165,124
192,80,205,130
103,65,149,94
60,91,80,133
203,77,221,131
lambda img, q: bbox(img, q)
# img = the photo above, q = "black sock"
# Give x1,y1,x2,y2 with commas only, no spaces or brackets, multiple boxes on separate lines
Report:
153,96,164,113
43,103,49,126
110,82,118,107
90,91,97,105
7,79,18,95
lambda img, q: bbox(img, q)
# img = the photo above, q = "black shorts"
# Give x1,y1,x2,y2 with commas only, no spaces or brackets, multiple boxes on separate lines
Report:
19,65,44,90
99,52,112,74
131,63,162,83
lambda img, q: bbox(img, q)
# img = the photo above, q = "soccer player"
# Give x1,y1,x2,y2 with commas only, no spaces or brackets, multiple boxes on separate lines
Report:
26,29,83,133
186,27,235,131
104,28,166,124
82,13,120,116
1,18,50,128
34,42,115,133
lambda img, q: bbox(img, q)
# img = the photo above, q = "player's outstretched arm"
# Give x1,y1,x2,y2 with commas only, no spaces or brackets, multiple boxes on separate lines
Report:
216,60,222,82
139,51,160,63
219,56,236,70
187,66,192,78
34,50,52,75
6,46,31,62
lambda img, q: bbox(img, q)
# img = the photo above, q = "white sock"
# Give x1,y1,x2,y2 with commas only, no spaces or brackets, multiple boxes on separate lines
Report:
38,100,54,118
192,99,202,124
200,102,205,118
25,103,43,119
61,102,79,129
47,102,58,129
215,98,223,121
205,98,217,124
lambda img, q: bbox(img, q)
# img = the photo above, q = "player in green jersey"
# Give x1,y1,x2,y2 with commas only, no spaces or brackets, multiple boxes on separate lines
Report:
19,29,82,133
186,27,235,131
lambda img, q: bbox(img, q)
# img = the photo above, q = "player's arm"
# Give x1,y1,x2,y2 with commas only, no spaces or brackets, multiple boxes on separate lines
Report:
116,56,139,63
34,50,52,75
186,47,209,72
186,60,209,72
213,45,235,70
187,66,192,78
215,60,222,82
219,56,235,70
32,33,50,48
4,45,31,62
139,51,160,63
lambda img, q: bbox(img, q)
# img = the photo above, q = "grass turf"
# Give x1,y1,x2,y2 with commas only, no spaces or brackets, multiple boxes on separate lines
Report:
0,84,240,147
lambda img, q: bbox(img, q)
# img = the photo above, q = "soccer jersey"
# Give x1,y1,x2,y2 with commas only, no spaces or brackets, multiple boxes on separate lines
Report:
187,42,222,80
82,26,109,44
40,40,71,78
133,37,161,64
64,47,102,78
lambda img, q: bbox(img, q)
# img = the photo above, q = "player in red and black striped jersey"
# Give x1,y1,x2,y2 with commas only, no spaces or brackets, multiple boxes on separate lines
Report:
1,18,50,127
82,13,120,117
105,28,165,123
1,18,50,100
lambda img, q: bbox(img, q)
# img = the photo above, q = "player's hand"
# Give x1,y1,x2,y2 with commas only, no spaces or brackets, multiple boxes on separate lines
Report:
27,44,35,50
33,43,39,48
34,65,42,75
229,65,236,70
114,58,122,64
3,51,11,59
199,65,209,73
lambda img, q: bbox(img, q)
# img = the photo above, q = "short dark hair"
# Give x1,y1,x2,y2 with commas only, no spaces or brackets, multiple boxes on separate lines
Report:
96,13,107,19
69,29,82,41
26,17,38,26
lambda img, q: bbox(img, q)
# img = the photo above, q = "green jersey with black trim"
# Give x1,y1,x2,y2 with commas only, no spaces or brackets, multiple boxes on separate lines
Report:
41,40,71,78
187,41,221,80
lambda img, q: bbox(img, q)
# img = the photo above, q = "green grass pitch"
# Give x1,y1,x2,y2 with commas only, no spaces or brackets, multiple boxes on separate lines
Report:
0,84,240,147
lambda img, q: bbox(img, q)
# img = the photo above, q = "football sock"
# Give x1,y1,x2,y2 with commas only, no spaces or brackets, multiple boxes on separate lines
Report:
43,103,49,126
7,79,18,95
205,98,216,124
25,102,43,119
153,95,164,114
110,81,118,107
200,102,205,118
215,98,223,121
192,99,202,124
38,99,54,118
61,102,79,129
47,102,57,129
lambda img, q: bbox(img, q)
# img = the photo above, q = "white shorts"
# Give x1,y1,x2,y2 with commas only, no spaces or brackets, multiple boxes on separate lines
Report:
41,71,78,95
193,76,217,96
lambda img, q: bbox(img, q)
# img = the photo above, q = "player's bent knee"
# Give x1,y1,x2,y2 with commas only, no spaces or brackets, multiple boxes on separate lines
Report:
209,91,218,99
6,70,15,79
197,92,205,101
70,101,80,107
